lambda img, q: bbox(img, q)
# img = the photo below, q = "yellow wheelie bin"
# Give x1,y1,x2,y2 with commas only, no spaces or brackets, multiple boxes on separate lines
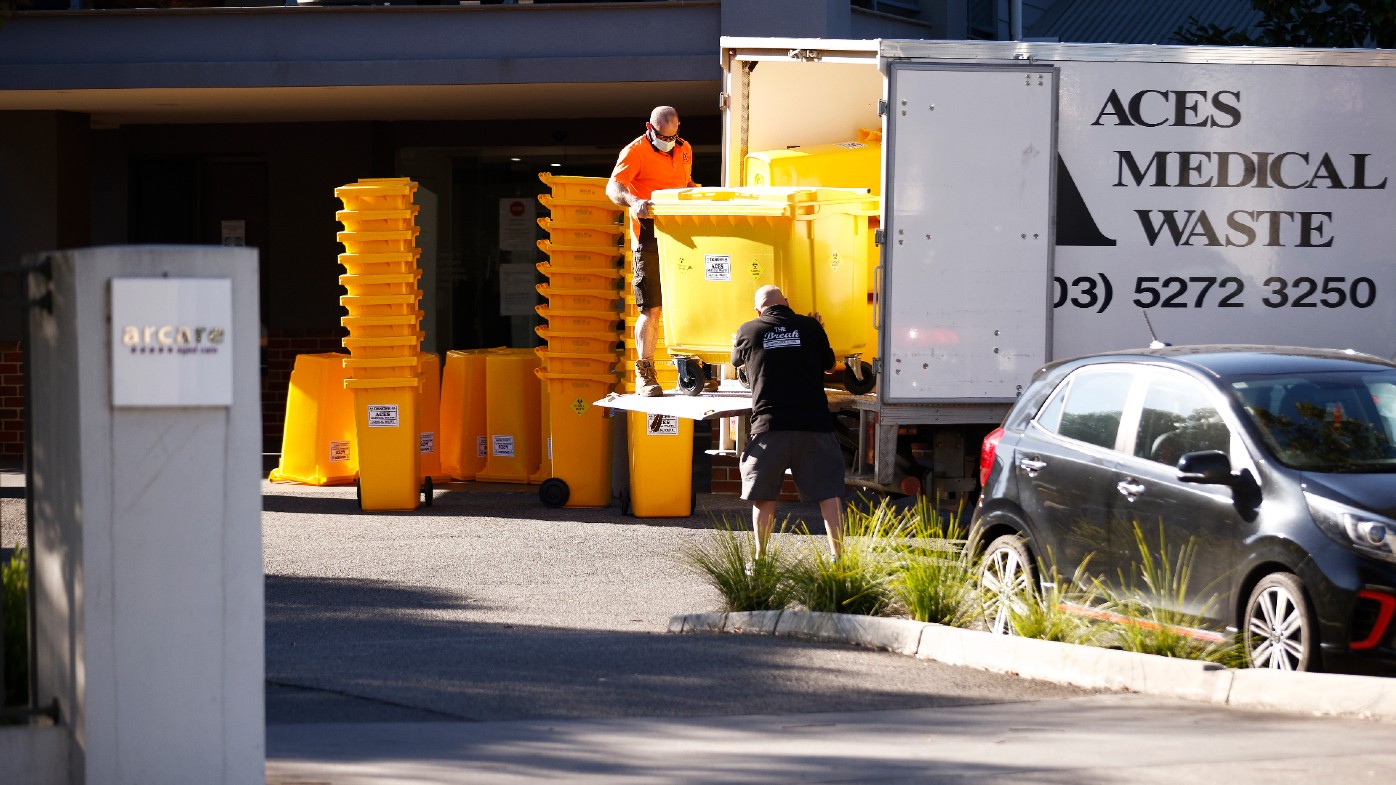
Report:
473,349,543,484
535,369,617,508
270,352,359,486
625,411,694,517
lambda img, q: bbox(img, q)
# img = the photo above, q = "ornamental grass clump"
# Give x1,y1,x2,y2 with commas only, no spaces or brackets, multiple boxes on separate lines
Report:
885,497,979,627
678,519,796,612
1007,557,1106,646
1106,522,1240,665
786,500,900,616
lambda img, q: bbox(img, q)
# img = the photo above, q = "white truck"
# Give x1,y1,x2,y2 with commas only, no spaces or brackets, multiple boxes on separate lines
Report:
715,36,1396,502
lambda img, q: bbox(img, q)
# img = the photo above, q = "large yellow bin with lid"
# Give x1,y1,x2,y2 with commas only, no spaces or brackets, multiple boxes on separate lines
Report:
474,350,543,484
744,134,882,194
648,187,879,365
745,135,884,376
625,411,693,517
417,352,445,481
349,378,422,511
535,370,617,508
270,352,358,486
439,348,493,480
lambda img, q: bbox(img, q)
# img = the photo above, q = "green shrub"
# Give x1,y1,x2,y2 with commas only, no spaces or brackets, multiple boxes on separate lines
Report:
3,548,28,707
785,499,903,616
1106,522,1237,665
678,520,796,613
885,498,978,626
1008,557,1105,646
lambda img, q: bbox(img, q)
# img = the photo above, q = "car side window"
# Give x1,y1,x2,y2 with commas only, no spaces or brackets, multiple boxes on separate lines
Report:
1036,369,1133,450
1133,374,1231,465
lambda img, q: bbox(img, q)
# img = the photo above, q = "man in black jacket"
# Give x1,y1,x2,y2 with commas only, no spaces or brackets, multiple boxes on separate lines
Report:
731,285,845,560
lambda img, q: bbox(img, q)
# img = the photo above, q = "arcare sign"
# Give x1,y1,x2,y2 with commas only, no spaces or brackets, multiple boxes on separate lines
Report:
110,277,233,407
1052,61,1396,357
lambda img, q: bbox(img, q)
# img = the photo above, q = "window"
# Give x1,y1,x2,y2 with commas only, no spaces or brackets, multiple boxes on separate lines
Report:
1037,368,1133,449
1133,375,1231,465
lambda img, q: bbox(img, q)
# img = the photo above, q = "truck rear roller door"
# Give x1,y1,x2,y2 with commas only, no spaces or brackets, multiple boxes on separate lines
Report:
882,64,1057,404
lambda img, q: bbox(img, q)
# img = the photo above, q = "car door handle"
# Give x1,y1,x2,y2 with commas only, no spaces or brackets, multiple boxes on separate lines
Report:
1117,480,1146,499
1018,457,1046,476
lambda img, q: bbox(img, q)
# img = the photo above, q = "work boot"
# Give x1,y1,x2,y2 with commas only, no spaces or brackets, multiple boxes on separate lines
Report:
635,359,663,397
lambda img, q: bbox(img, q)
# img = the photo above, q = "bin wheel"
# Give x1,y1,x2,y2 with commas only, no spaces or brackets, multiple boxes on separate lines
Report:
355,478,363,511
539,478,570,508
619,490,632,516
422,476,433,508
843,361,876,395
677,358,705,397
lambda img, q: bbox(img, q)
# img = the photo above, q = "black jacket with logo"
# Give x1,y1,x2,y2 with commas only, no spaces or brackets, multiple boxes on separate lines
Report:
730,304,835,436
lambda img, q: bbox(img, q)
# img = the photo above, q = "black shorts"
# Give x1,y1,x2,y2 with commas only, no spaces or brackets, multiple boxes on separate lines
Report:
632,218,662,311
739,430,845,503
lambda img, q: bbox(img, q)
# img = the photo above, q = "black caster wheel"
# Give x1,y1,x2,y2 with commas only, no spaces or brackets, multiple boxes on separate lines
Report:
677,358,705,397
355,478,363,511
619,490,632,516
843,361,876,395
422,476,433,508
539,477,570,508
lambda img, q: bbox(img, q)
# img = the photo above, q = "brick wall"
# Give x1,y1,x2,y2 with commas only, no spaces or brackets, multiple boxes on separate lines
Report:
0,342,21,460
262,328,346,453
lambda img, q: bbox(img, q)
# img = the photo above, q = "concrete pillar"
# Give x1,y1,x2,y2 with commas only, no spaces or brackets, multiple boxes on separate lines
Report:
26,246,263,785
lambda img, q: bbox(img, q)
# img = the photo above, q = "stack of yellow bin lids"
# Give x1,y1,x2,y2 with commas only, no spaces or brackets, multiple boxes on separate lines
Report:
335,177,427,511
533,173,621,508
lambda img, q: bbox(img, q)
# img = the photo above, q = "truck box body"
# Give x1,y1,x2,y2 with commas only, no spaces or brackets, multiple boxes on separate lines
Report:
719,37,1396,487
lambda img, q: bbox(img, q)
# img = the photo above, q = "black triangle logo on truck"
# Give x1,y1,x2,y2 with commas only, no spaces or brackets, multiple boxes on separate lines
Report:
1056,154,1115,246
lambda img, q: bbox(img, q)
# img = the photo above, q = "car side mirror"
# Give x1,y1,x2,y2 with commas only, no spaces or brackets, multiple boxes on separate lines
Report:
1177,450,1261,509
1177,450,1234,485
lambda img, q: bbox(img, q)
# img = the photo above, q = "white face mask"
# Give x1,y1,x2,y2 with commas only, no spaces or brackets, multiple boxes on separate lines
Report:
648,128,677,153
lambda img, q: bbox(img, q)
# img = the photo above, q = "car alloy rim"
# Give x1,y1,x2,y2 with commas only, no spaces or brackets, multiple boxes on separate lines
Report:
982,547,1030,635
1248,586,1305,670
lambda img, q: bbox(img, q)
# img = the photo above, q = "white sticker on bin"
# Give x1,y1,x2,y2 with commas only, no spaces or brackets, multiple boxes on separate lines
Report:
647,414,679,436
420,432,435,454
705,255,732,282
329,441,350,463
492,435,515,457
477,435,487,458
367,405,399,428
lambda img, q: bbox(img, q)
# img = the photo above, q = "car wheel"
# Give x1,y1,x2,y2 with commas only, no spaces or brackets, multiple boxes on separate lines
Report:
1244,572,1319,672
979,533,1035,636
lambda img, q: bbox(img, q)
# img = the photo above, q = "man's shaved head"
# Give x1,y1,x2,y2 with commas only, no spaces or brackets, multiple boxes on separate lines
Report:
754,285,787,310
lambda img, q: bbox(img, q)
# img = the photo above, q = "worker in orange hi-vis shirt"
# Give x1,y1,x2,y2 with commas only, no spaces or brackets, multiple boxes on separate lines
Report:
606,105,696,397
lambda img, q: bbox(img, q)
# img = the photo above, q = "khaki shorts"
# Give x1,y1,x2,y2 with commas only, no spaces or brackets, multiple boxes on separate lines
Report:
739,430,845,502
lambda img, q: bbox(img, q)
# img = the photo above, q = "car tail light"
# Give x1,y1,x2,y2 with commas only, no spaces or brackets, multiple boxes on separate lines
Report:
979,427,1005,488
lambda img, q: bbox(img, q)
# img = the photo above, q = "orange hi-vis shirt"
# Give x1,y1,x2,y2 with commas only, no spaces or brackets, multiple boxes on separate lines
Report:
611,135,694,235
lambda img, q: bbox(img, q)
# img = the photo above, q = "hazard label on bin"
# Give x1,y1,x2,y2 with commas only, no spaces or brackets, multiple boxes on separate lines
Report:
647,414,679,436
477,435,487,458
420,431,435,454
329,441,350,463
366,404,399,428
571,396,587,416
705,255,732,282
492,435,515,457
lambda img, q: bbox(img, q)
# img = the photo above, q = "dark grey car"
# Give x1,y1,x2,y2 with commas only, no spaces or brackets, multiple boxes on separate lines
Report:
971,345,1396,674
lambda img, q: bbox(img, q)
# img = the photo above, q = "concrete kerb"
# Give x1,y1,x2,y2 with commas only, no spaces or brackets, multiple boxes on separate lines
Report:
669,611,1396,723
